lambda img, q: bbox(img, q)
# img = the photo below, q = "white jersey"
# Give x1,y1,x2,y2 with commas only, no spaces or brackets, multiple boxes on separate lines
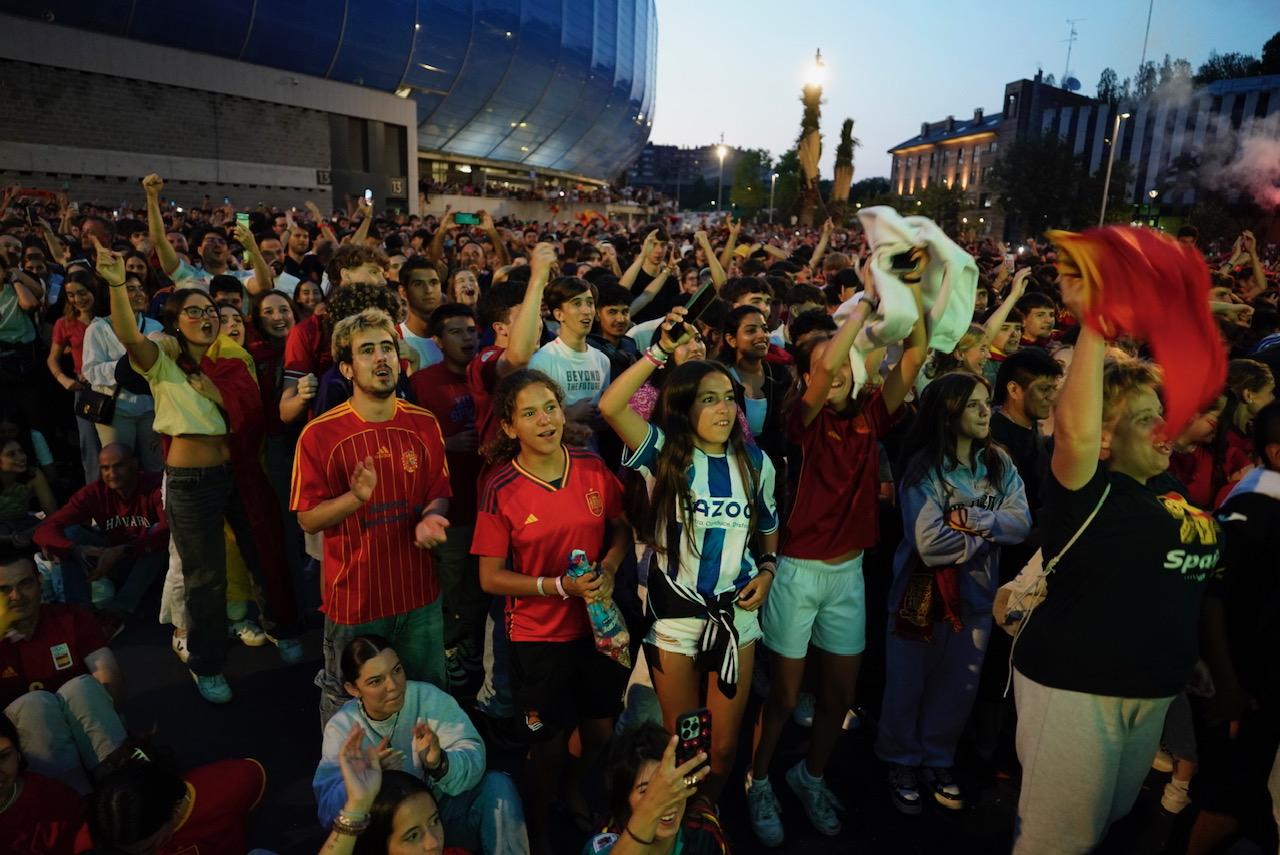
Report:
623,424,778,598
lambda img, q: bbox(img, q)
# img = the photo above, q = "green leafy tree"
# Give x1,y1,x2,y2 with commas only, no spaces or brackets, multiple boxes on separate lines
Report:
991,133,1132,235
1096,67,1121,104
1135,61,1158,98
729,149,772,216
1263,31,1280,74
1194,50,1262,83
916,182,966,233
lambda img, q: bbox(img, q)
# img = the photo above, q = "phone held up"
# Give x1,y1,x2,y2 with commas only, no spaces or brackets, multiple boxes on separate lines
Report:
453,212,481,226
667,280,716,343
675,708,712,770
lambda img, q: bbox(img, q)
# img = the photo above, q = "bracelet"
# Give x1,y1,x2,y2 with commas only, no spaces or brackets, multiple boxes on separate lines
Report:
108,281,126,289
757,564,775,577
645,343,671,364
624,824,656,846
757,553,777,567
555,575,569,599
536,576,546,596
642,348,665,368
426,750,450,781
331,814,370,836
338,809,370,823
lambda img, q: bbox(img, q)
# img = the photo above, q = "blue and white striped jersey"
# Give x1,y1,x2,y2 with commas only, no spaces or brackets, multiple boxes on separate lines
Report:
623,424,779,598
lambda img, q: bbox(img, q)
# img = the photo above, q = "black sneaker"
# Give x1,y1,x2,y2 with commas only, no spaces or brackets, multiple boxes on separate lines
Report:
888,764,923,815
922,766,965,810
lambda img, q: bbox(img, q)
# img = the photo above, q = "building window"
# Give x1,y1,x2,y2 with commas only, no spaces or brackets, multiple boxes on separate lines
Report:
989,141,998,153
1005,93,1018,119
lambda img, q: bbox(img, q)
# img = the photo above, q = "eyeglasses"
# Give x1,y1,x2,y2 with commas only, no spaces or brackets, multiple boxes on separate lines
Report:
180,306,220,320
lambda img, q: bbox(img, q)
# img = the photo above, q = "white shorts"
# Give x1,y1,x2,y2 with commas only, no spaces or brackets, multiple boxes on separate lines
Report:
645,605,763,657
761,553,866,658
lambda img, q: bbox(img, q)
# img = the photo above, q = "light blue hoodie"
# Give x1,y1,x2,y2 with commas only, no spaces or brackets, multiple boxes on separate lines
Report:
886,446,1032,619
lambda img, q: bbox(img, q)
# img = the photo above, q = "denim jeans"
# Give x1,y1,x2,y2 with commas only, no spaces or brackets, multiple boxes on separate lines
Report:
439,770,530,855
59,525,165,615
165,463,294,676
318,599,446,726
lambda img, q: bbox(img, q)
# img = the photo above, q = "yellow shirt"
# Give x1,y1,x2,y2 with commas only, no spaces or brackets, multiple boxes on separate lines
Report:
138,347,227,437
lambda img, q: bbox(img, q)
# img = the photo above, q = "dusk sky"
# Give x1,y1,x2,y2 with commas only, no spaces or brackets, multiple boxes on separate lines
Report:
648,0,1279,180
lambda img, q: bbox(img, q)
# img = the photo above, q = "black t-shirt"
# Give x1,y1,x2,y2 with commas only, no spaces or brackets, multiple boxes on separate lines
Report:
991,410,1049,519
1013,466,1220,698
1217,487,1280,707
630,266,679,324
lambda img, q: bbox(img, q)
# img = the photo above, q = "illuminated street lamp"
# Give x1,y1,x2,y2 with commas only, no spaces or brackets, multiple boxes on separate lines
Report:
716,143,727,213
1099,110,1131,226
769,172,778,223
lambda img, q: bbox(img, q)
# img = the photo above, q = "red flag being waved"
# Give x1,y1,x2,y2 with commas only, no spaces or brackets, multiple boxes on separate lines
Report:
1047,226,1226,440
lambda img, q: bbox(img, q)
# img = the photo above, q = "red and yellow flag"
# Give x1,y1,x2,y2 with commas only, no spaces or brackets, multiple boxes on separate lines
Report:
1047,226,1226,439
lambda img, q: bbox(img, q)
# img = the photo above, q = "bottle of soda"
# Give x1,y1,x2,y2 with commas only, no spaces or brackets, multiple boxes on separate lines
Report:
566,549,631,668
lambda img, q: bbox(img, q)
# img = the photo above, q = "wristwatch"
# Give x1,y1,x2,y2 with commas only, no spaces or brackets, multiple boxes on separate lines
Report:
426,751,450,781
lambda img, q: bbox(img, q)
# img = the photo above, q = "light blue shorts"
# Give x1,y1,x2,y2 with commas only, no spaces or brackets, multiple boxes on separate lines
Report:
761,553,866,658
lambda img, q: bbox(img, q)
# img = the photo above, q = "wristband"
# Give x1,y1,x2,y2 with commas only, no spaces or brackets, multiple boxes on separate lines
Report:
426,750,450,780
642,348,665,368
338,809,370,823
758,553,777,567
555,575,569,599
646,343,671,364
536,576,546,596
757,565,775,578
331,814,370,836
625,825,656,846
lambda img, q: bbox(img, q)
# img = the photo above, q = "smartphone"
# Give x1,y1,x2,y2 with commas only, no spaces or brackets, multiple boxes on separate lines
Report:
236,212,250,229
223,195,231,205
363,188,373,204
675,708,712,769
669,280,717,342
454,212,481,226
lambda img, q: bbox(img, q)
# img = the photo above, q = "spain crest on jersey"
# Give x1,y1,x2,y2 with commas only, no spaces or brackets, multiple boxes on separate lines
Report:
586,488,603,517
402,449,419,474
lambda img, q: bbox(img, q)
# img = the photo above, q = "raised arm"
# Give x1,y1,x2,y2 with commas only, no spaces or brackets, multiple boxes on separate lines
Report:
94,236,159,372
480,211,510,268
7,269,42,311
600,308,691,451
496,242,554,377
621,230,659,291
809,218,834,273
347,198,373,247
1050,278,1104,490
1242,231,1267,300
981,267,1030,346
718,215,741,272
234,222,275,296
426,211,454,265
798,290,875,426
37,219,68,267
142,174,180,276
694,230,727,289
629,252,675,316
881,281,928,413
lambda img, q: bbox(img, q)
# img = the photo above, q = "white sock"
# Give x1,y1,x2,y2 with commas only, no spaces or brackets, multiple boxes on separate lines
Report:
797,762,822,784
750,775,769,789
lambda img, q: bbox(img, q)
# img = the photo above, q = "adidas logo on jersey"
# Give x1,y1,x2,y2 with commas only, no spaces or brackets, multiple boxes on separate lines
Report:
524,513,539,525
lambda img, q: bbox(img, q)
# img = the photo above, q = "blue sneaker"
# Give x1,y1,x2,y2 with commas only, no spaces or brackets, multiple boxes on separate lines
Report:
191,671,232,704
276,638,304,664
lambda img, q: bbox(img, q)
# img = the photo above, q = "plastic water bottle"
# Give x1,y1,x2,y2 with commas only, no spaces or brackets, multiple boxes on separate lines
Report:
35,554,64,603
566,549,632,668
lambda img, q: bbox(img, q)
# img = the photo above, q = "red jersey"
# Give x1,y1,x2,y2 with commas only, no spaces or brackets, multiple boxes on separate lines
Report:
0,604,106,707
74,759,266,855
52,317,89,375
282,314,332,383
410,361,480,527
468,345,505,450
780,391,897,559
471,447,623,642
291,399,452,625
34,474,167,558
0,772,83,855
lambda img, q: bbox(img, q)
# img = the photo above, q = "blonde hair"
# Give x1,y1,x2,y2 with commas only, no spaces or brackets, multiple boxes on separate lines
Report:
924,324,986,379
1102,357,1162,425
331,308,397,364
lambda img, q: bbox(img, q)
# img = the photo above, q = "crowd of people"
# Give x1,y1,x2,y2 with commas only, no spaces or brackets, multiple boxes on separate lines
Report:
1,171,1279,855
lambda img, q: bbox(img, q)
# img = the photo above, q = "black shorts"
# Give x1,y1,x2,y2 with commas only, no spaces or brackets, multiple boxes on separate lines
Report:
510,636,628,738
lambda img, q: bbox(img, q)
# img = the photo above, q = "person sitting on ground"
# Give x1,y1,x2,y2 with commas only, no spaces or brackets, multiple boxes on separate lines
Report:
0,547,125,794
34,443,167,621
0,711,85,855
80,739,267,855
313,635,527,854
583,722,722,855
0,437,56,548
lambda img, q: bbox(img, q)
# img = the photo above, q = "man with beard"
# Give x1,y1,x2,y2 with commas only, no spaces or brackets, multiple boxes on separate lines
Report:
291,308,453,723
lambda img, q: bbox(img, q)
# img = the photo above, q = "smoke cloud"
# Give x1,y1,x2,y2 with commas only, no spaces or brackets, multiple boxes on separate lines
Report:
1200,112,1280,211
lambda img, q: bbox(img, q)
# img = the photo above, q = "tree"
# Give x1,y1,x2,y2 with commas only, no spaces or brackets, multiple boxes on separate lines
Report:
729,149,772,216
1194,50,1262,84
1096,67,1121,104
1157,54,1174,86
916,182,966,233
990,133,1129,235
795,70,824,228
1135,61,1158,99
1261,31,1280,74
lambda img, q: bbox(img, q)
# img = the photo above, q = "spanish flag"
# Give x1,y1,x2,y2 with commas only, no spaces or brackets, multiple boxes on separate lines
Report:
1047,226,1226,440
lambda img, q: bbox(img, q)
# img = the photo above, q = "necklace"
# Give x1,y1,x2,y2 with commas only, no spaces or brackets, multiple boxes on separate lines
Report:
0,778,22,813
358,701,401,741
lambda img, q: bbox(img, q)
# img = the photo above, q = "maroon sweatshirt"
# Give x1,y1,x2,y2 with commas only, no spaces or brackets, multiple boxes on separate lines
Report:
34,472,168,558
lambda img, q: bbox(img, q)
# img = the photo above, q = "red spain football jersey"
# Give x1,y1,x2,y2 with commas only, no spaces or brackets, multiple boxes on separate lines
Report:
471,447,623,642
411,361,480,528
781,390,897,559
0,603,105,709
291,399,452,625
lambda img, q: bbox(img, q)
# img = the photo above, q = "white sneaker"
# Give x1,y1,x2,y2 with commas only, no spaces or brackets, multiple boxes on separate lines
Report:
745,774,785,847
785,760,843,836
229,619,268,646
922,766,965,811
191,671,232,704
1162,779,1192,814
842,707,862,731
171,632,190,664
1151,747,1174,773
793,692,816,728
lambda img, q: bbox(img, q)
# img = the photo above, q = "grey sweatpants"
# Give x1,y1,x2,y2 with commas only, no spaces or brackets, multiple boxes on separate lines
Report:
1012,669,1172,854
875,615,992,768
4,675,125,794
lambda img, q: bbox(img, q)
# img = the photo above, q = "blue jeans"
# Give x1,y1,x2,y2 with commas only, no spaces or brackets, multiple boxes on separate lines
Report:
59,526,165,615
318,599,446,726
439,770,529,855
165,463,295,676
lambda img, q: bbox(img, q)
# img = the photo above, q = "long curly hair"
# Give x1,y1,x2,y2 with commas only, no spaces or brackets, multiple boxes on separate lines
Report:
638,360,759,561
480,369,566,464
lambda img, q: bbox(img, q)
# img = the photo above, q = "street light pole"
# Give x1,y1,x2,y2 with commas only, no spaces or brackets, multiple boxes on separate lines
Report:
1099,110,1131,226
716,142,727,215
769,173,778,224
